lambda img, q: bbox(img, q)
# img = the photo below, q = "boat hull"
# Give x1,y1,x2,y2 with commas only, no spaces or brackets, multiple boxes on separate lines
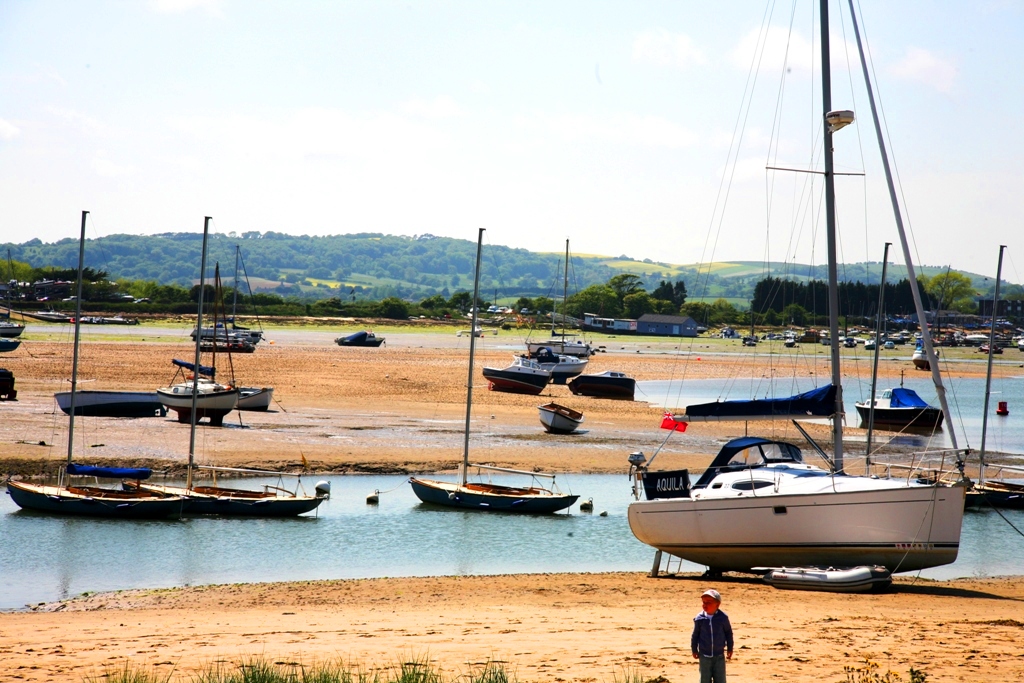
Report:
628,484,965,573
854,404,944,430
126,482,324,516
55,390,167,417
0,323,24,338
236,387,273,411
157,386,239,425
568,375,635,400
538,403,583,434
965,482,1024,509
482,368,548,395
409,477,578,513
763,565,892,593
6,481,183,519
0,339,21,353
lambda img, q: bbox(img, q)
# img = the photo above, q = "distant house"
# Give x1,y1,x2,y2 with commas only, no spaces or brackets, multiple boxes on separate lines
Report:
636,314,700,337
582,313,637,333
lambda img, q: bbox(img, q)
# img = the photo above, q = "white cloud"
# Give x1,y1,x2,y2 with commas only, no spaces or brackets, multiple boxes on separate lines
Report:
633,29,706,68
889,47,957,93
400,96,465,119
0,119,21,140
151,0,223,17
92,157,133,177
731,26,814,73
537,113,697,149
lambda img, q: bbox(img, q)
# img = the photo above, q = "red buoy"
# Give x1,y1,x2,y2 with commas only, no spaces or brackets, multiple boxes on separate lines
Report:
996,401,1009,416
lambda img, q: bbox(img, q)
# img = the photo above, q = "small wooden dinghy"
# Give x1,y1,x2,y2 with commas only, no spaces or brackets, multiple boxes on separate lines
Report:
761,566,892,593
538,402,583,434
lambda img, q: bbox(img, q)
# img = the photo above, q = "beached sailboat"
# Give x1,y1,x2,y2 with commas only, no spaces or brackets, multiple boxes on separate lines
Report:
410,229,579,514
525,239,593,359
6,211,183,519
627,0,965,574
128,217,328,517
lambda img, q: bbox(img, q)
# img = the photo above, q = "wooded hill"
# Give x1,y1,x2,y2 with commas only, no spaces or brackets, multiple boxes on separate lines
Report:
1,231,1009,305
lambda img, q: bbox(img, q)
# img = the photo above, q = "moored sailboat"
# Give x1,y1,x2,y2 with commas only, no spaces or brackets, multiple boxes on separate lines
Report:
410,228,579,514
129,217,328,517
6,211,183,519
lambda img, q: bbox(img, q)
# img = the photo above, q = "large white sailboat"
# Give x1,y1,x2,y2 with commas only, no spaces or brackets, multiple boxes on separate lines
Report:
626,0,966,575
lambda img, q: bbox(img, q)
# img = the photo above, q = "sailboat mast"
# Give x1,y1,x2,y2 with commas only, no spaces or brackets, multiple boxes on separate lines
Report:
819,0,844,473
562,239,569,338
979,245,1005,486
187,217,212,489
232,245,239,324
66,210,88,466
461,227,485,487
865,242,891,465
845,0,957,450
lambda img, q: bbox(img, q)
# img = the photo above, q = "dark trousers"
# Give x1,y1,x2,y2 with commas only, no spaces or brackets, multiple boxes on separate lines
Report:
699,654,726,683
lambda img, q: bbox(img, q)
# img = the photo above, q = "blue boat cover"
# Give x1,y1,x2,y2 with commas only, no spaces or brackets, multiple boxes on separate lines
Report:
685,384,837,419
889,387,929,408
67,462,153,480
172,358,216,378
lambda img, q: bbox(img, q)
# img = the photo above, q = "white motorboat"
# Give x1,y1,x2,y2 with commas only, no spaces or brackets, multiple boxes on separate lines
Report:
530,347,588,384
526,337,592,358
537,402,584,434
482,355,551,395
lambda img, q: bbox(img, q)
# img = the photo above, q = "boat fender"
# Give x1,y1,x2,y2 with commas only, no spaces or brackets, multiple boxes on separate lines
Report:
315,480,331,498
448,492,457,500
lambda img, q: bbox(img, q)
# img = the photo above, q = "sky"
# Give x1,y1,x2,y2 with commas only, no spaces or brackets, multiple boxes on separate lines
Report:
2,0,1023,281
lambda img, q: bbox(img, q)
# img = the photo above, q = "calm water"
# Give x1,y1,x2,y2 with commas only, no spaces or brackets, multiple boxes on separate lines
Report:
3,473,1024,610
638,374,1024,456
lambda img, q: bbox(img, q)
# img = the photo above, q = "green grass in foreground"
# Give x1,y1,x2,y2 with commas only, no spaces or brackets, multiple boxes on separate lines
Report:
81,656,928,683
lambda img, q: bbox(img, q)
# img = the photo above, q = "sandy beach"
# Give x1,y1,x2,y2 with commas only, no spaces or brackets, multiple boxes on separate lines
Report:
3,324,1023,682
3,572,1024,682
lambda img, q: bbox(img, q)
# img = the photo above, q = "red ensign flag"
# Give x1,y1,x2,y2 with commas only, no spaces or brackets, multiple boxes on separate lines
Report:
660,413,687,432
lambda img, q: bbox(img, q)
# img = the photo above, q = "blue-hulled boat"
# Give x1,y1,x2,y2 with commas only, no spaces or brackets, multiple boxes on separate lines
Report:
0,338,21,353
409,229,579,515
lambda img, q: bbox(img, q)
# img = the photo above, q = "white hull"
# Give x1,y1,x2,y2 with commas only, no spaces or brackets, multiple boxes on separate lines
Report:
157,386,239,411
527,339,591,358
628,484,965,572
538,403,583,434
237,387,273,411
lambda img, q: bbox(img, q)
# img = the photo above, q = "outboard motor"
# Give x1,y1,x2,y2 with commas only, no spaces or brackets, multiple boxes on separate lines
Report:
314,480,331,499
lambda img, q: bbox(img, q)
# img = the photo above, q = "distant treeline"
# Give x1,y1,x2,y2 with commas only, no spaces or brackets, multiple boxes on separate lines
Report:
752,277,932,319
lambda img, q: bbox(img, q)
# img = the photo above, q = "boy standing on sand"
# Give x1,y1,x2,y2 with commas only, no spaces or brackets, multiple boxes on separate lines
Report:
691,589,733,683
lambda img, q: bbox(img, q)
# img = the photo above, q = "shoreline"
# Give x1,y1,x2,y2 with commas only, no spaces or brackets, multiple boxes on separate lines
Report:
3,571,1024,682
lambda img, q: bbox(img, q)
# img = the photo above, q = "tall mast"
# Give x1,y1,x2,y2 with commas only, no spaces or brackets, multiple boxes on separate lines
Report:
460,228,485,487
562,239,569,338
187,217,212,489
979,245,1005,486
865,242,891,466
232,245,240,324
846,0,957,449
819,0,844,473
66,210,88,466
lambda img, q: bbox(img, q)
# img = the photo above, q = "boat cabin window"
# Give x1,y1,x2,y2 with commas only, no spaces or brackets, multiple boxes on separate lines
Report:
731,480,774,491
724,442,802,467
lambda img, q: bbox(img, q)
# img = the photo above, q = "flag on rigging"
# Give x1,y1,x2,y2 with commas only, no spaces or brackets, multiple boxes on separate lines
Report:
660,412,687,432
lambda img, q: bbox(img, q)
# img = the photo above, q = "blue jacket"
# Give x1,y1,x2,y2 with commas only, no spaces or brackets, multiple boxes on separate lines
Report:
691,610,733,657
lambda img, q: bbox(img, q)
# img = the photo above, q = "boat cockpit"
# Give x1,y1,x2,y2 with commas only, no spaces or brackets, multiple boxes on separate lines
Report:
692,437,804,489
